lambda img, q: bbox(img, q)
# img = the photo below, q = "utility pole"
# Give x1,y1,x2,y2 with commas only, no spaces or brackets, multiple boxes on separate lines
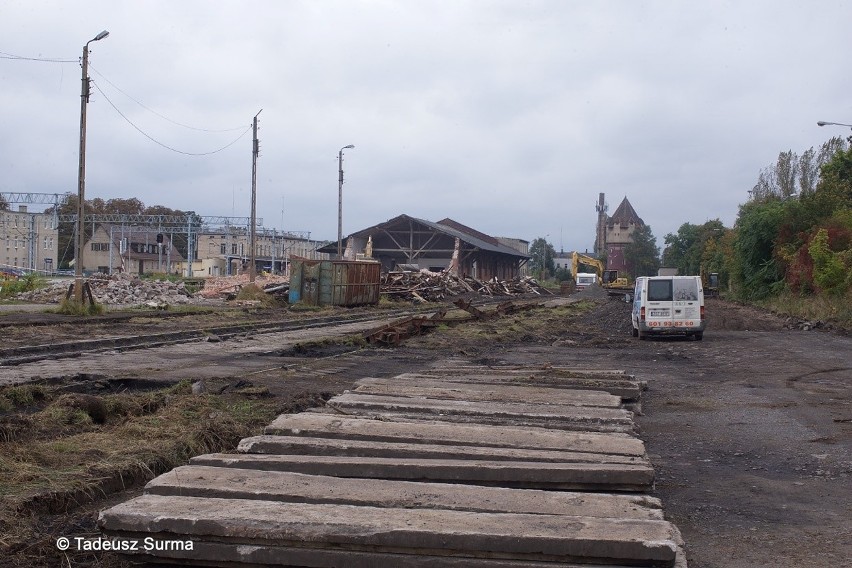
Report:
74,30,109,303
250,109,262,283
337,144,355,258
186,217,193,277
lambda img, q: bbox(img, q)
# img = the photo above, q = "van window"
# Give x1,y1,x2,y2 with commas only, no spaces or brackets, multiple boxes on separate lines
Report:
647,280,673,301
673,279,699,301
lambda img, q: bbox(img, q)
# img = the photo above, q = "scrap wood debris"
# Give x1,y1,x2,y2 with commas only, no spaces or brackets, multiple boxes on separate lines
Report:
381,269,553,302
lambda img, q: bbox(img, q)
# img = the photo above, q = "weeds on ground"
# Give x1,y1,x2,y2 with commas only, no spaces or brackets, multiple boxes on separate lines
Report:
0,273,46,299
55,299,105,316
234,283,282,308
758,289,852,329
288,302,332,313
416,302,597,347
0,381,279,566
0,381,281,567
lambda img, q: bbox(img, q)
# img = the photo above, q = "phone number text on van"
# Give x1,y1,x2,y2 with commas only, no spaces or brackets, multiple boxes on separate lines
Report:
646,321,696,328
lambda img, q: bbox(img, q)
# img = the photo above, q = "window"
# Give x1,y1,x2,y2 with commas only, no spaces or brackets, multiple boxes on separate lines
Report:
220,244,226,254
647,280,673,302
673,279,699,301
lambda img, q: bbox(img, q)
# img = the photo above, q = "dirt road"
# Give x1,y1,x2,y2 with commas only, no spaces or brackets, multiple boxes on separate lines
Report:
373,297,852,568
1,297,849,567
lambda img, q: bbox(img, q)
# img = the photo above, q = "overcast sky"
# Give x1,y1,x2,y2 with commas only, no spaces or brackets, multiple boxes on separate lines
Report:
2,1,850,252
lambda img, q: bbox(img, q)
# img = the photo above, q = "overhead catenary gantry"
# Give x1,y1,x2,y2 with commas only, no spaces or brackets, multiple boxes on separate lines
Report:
0,192,70,207
55,214,262,229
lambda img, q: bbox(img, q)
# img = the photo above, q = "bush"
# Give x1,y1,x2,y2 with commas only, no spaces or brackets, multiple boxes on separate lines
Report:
809,228,849,295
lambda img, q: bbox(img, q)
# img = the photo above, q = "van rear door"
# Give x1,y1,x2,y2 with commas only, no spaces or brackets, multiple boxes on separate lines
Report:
645,278,674,330
672,277,701,329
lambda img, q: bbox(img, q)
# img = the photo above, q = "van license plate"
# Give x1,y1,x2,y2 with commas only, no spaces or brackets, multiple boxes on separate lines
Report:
649,309,669,317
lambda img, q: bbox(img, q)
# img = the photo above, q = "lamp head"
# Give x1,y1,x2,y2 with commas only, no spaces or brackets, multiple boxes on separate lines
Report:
817,121,828,126
343,144,355,150
93,30,109,42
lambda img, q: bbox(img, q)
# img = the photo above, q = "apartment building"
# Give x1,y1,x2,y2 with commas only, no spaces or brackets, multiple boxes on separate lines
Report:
0,206,59,273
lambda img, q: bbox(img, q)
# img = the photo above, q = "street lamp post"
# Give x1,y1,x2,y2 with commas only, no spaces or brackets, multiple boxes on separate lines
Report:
817,121,852,130
337,144,355,258
75,30,109,304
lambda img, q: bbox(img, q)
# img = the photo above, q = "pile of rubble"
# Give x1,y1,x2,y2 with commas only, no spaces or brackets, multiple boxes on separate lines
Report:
196,274,290,300
14,273,213,307
382,270,553,302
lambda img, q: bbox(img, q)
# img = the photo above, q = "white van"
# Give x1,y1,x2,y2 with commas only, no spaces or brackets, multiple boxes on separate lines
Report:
631,276,705,340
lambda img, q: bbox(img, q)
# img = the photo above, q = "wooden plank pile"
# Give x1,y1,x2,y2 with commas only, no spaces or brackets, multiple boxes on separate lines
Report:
99,364,686,567
382,270,553,302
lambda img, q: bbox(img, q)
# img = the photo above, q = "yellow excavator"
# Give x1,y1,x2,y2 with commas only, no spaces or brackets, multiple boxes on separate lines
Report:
571,252,632,294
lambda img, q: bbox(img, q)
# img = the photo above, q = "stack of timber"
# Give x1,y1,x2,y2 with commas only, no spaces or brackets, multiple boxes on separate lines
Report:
382,270,553,302
99,364,686,567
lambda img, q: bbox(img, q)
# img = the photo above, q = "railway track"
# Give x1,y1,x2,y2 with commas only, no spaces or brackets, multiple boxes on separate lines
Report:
0,296,549,367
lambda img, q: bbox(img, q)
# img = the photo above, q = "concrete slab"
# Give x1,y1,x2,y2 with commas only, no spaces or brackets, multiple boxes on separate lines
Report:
387,373,643,400
189,453,654,491
352,378,622,407
237,435,645,464
309,407,636,434
264,413,646,456
418,367,632,377
329,392,632,422
99,494,680,565
100,539,662,567
146,465,665,519
321,393,634,433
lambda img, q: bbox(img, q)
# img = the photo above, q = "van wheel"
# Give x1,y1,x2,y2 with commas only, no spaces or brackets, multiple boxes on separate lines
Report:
631,326,638,337
694,332,704,341
638,328,647,341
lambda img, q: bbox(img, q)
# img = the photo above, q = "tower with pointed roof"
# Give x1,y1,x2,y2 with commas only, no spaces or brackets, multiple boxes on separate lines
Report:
596,195,644,274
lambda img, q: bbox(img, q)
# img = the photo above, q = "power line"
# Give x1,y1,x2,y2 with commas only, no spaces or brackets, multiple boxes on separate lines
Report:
0,50,76,63
89,64,246,133
92,81,252,156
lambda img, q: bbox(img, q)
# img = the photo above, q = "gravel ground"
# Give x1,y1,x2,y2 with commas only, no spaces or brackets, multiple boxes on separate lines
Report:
1,295,849,568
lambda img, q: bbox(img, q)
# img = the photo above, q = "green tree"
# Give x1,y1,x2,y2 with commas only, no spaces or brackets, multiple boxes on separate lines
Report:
624,224,660,277
554,267,573,282
662,220,726,276
528,237,555,279
731,199,787,300
662,223,701,274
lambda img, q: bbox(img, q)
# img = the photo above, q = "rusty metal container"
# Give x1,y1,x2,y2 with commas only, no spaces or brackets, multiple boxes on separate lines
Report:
289,257,380,306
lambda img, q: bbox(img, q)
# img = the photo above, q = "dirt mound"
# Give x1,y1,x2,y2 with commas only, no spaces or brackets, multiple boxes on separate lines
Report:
705,298,787,331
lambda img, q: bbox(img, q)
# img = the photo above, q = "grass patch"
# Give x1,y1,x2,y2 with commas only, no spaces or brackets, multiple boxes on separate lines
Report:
0,380,283,567
55,298,105,316
414,301,599,348
0,273,46,299
288,302,330,312
0,384,279,506
0,384,48,412
235,283,281,308
758,289,852,328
